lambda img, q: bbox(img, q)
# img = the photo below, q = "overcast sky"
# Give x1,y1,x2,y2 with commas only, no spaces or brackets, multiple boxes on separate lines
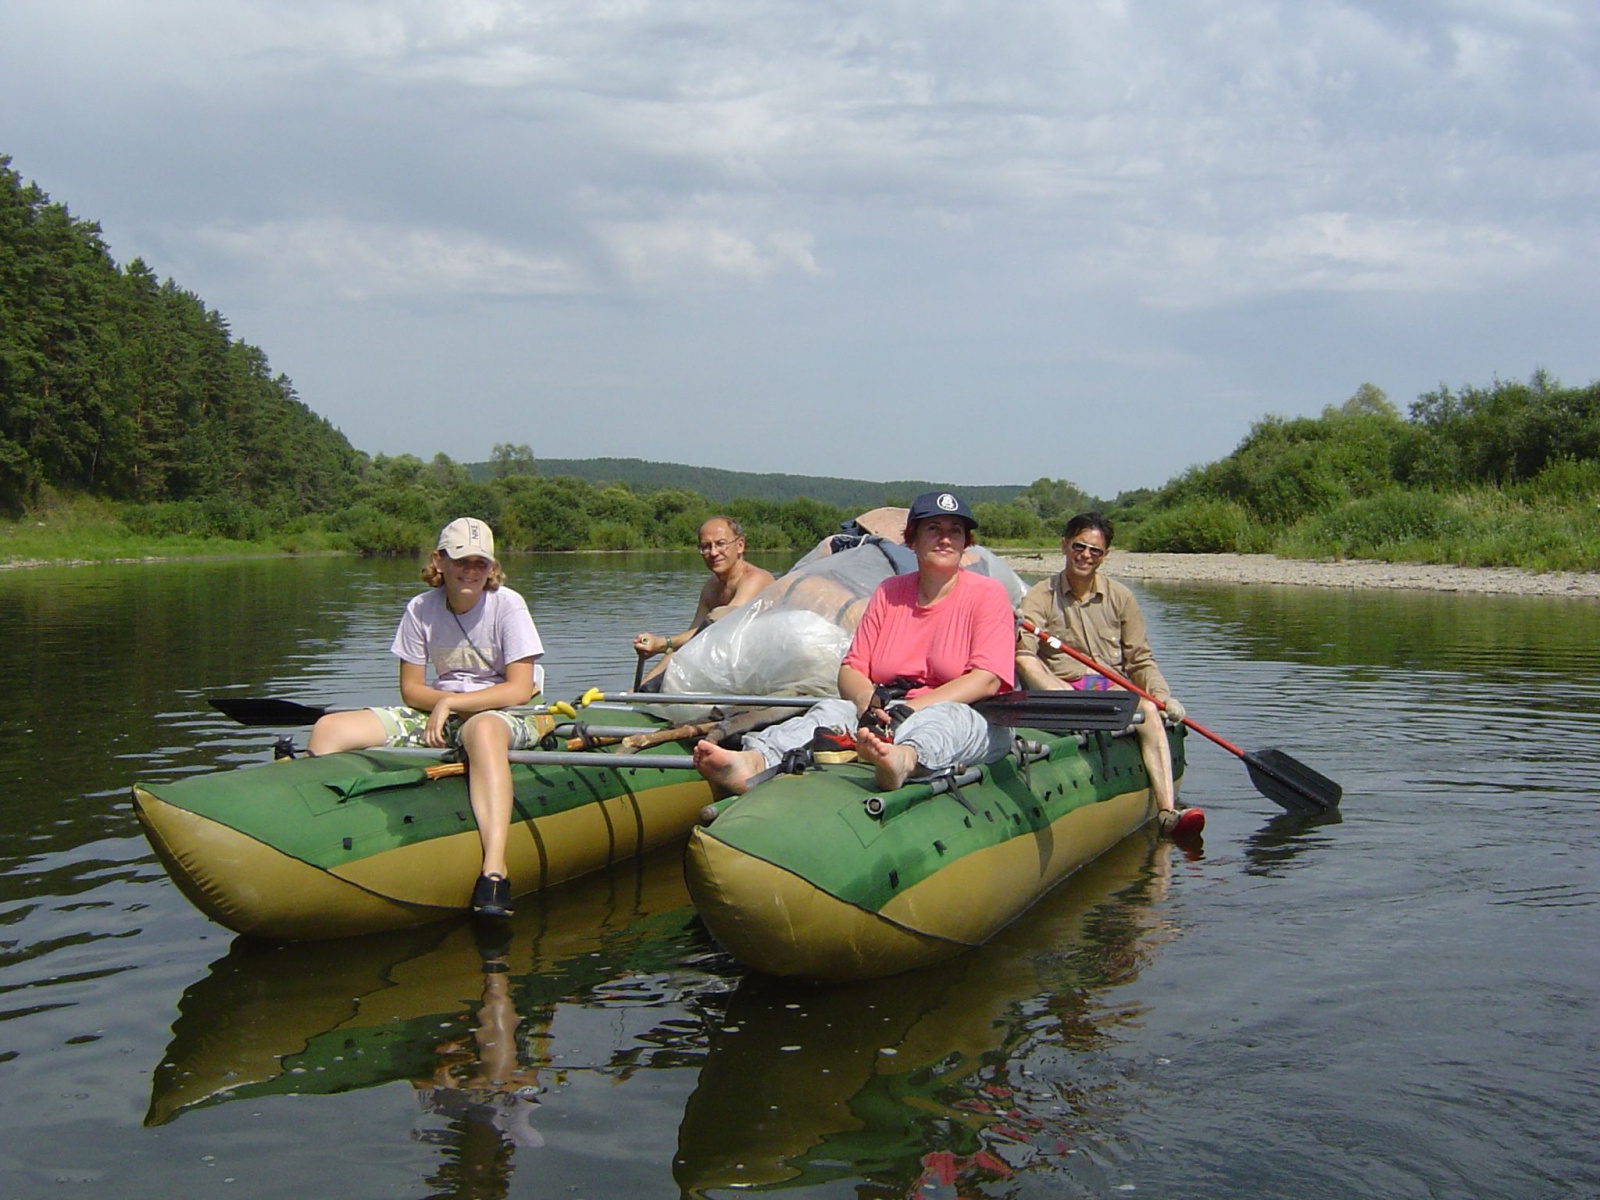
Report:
3,1,1596,498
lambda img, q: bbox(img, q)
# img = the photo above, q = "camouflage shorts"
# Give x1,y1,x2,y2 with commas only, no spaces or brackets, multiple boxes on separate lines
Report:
370,706,550,751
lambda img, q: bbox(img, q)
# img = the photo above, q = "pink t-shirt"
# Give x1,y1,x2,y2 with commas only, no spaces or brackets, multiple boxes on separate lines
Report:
843,571,1016,696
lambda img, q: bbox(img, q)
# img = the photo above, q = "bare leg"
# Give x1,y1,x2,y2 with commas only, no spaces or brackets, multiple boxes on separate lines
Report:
308,709,388,757
1132,697,1177,812
692,740,765,794
460,714,514,879
856,727,919,792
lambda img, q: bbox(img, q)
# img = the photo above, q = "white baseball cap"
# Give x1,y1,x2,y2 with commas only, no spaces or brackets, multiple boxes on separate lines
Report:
437,517,495,560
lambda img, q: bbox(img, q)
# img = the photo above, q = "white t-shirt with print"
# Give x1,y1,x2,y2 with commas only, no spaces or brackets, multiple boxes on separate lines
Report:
390,586,545,694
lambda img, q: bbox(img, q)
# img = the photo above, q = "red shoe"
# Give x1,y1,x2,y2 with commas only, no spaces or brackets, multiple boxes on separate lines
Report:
1157,807,1205,837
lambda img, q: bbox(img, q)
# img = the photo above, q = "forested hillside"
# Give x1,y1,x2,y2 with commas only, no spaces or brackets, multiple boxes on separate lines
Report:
0,156,363,520
488,457,1026,509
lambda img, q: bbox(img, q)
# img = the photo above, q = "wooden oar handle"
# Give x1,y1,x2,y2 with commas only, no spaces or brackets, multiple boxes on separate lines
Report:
1019,619,1247,760
620,719,716,752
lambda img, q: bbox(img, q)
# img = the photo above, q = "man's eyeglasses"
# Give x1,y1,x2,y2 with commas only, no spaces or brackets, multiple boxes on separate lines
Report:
1069,541,1107,560
699,539,737,553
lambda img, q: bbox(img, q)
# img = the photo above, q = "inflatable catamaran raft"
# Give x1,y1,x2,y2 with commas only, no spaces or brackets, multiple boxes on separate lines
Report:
134,705,714,940
685,698,1186,981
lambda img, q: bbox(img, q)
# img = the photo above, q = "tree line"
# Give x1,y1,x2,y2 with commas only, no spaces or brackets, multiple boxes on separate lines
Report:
502,456,1027,509
0,156,364,523
1123,378,1600,570
319,453,1098,554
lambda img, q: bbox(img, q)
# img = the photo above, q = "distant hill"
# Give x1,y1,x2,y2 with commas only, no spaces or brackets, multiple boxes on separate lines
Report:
467,456,1025,509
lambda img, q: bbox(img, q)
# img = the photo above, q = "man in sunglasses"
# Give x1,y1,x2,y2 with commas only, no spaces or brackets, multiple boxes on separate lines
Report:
1015,512,1202,836
632,516,776,688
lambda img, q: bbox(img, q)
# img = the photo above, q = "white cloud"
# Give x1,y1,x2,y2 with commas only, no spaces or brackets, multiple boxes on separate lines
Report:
593,218,820,290
195,217,587,300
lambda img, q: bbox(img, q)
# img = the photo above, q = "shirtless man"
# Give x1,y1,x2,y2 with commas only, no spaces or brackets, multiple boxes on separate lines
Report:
632,516,775,684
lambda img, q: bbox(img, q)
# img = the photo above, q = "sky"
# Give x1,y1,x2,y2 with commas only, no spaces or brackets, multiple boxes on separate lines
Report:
2,1,1596,499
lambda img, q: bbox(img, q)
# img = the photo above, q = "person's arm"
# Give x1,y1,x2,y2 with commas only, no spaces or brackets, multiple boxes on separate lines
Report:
1111,587,1171,700
634,579,719,658
903,667,1004,710
1014,577,1078,689
1015,652,1069,690
838,662,879,721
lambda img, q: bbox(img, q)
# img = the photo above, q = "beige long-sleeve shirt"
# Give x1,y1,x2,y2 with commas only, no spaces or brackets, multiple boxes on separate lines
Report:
1015,570,1171,701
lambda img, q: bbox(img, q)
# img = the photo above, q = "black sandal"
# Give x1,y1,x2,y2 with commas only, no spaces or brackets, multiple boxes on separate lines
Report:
471,873,513,918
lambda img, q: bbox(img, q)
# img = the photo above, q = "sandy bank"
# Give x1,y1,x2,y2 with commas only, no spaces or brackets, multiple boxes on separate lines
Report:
998,551,1600,599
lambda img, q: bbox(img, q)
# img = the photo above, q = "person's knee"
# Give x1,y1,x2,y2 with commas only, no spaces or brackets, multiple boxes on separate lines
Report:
309,710,382,755
459,713,512,755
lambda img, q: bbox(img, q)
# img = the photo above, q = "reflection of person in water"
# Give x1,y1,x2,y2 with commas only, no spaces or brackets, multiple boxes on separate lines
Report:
412,931,544,1192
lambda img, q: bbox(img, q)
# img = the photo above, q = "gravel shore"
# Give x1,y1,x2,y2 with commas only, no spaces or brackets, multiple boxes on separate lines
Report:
998,551,1600,599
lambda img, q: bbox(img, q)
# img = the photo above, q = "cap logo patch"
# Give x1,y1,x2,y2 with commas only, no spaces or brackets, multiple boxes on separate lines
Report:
937,493,958,512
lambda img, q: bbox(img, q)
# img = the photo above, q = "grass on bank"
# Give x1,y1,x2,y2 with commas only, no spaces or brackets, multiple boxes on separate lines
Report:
1126,481,1600,573
0,494,343,566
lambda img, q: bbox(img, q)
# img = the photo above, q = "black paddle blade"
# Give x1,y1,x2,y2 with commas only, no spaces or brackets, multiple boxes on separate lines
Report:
208,697,331,726
1244,748,1342,813
975,690,1139,733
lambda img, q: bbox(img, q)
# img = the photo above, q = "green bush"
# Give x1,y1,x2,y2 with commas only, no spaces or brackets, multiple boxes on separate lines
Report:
589,521,643,551
345,512,428,556
1512,457,1600,506
198,496,268,541
1286,490,1470,559
122,500,204,537
1128,500,1257,553
971,501,1046,542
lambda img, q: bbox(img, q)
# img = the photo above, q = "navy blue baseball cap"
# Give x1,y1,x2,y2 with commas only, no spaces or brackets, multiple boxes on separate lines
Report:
906,490,977,529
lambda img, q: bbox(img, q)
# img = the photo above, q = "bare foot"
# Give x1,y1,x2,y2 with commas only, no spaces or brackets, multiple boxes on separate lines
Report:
856,727,918,791
692,740,765,795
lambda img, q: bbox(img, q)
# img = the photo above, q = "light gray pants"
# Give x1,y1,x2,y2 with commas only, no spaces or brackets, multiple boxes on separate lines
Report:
743,697,1011,778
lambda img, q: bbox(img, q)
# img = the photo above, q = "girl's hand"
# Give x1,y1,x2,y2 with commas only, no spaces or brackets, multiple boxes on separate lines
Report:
425,699,454,748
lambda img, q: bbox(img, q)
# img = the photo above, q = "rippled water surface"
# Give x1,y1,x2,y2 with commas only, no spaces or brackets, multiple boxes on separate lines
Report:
2,555,1596,1198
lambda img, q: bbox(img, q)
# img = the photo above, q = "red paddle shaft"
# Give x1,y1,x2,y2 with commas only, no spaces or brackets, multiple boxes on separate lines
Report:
1019,618,1249,760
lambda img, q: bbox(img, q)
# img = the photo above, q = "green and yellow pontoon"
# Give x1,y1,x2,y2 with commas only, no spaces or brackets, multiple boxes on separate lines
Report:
134,708,712,941
685,723,1186,981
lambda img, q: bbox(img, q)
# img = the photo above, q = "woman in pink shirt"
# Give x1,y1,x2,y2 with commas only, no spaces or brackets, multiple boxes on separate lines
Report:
693,491,1016,794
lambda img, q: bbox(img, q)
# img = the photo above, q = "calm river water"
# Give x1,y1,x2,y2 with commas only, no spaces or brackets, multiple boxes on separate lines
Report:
1,553,1596,1199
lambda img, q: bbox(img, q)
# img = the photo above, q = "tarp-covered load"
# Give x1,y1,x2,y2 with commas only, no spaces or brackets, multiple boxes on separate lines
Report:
658,512,1026,715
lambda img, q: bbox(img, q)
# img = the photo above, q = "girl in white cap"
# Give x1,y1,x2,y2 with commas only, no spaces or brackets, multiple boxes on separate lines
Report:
308,517,545,917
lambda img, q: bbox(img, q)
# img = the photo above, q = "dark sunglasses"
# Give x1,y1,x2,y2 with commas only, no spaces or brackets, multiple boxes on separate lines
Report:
1068,541,1107,560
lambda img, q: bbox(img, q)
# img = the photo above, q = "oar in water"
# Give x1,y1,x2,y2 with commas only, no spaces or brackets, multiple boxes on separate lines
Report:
576,686,1140,734
208,696,344,725
1019,619,1342,813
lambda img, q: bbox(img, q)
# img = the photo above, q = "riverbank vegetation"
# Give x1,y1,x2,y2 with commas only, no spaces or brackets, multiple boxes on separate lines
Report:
3,157,1595,571
1116,378,1600,571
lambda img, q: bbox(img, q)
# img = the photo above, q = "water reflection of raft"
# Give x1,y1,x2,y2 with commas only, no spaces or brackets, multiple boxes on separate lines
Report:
685,723,1186,981
133,710,712,941
145,848,700,1126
